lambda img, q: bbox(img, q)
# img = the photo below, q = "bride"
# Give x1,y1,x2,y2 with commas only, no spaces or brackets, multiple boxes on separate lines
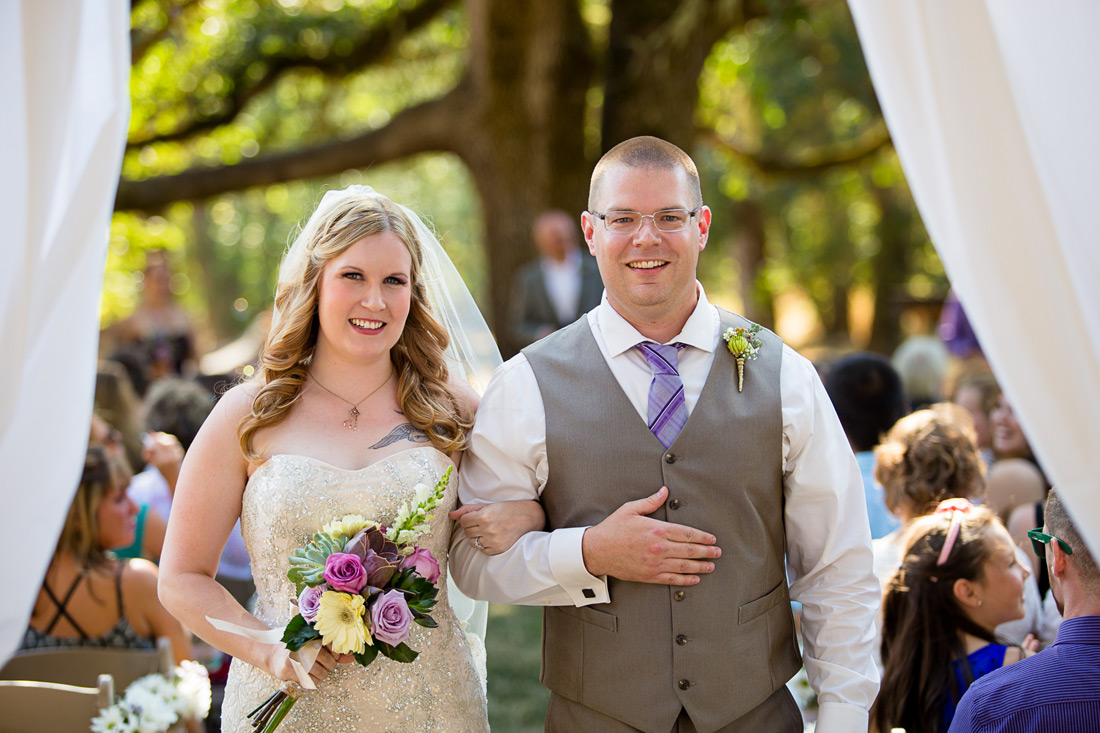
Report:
159,187,542,731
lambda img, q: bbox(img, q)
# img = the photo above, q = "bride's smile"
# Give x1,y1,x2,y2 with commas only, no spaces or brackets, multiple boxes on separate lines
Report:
315,231,412,363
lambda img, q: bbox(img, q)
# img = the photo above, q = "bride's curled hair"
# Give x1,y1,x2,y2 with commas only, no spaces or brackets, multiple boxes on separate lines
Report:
238,190,472,461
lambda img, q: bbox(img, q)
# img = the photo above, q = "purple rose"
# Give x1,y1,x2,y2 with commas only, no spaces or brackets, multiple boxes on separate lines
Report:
323,552,367,593
370,589,413,647
400,547,441,584
298,585,326,623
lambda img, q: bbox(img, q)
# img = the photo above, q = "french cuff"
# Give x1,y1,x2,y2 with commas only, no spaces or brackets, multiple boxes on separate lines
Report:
547,526,609,606
814,701,869,733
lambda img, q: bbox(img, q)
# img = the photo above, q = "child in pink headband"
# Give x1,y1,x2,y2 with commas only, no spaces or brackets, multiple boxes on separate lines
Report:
873,498,1038,732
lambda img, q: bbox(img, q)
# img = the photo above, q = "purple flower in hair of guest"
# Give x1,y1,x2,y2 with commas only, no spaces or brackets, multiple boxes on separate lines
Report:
323,552,367,593
298,585,326,623
370,590,413,647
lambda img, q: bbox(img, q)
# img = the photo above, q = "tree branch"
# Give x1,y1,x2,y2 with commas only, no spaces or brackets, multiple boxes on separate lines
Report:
115,85,470,211
127,0,457,148
130,0,202,65
698,124,893,175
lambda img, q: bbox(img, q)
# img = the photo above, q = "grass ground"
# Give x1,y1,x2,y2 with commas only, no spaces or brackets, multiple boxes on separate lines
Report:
485,604,549,731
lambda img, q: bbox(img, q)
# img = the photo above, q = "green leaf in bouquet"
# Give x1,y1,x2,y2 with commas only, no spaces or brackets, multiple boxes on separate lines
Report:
282,615,321,652
413,616,438,629
287,532,345,590
408,598,438,614
353,645,379,667
378,641,419,663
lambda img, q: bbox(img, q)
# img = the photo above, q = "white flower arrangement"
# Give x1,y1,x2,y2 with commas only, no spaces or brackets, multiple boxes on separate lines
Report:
91,661,211,733
384,480,443,546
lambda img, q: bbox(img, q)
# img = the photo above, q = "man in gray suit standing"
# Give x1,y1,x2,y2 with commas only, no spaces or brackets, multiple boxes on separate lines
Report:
451,136,879,733
510,209,604,352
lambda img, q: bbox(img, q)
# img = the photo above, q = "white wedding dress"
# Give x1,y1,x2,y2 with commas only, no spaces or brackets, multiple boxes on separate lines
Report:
220,447,489,732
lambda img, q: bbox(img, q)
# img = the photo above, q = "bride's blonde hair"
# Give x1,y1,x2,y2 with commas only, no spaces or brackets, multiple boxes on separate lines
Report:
238,192,471,461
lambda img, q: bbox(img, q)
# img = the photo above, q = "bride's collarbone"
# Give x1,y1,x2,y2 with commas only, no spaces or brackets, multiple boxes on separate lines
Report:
256,405,435,471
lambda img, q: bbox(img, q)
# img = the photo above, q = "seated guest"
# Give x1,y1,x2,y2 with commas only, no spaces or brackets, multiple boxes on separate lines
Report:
874,500,1036,732
508,209,602,353
824,352,908,539
950,489,1100,731
985,389,1049,526
872,404,986,582
129,378,253,606
22,444,191,662
872,404,1048,649
949,369,999,469
90,413,168,563
891,335,949,412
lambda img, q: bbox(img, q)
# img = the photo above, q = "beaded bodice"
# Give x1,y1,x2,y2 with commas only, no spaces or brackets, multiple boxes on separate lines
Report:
221,448,488,732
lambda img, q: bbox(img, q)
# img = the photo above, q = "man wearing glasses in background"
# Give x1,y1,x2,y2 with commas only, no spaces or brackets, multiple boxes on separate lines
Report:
950,489,1100,731
452,136,879,732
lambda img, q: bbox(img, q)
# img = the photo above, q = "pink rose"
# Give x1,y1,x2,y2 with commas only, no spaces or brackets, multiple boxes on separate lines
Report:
400,547,441,584
323,552,367,593
370,589,413,647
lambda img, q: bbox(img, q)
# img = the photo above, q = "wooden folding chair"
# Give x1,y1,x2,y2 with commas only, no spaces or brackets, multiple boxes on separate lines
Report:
0,674,113,732
0,636,172,691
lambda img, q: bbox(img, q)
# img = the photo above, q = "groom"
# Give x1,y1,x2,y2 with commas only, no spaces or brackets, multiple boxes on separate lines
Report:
449,136,879,733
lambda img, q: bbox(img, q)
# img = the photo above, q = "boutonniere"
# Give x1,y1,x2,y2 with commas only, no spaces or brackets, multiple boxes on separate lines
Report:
722,324,763,393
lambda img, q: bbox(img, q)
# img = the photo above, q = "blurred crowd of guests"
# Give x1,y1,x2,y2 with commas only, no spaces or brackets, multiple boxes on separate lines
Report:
821,298,1098,731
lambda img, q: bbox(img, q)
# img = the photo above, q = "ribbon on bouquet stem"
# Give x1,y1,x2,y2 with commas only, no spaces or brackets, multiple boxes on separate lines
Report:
206,615,323,690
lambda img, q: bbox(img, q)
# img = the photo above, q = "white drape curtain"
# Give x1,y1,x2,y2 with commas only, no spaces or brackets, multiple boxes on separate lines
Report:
847,0,1100,556
0,1,130,664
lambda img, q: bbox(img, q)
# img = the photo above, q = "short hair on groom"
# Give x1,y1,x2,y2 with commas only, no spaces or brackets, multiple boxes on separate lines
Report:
823,352,907,453
1045,488,1100,588
588,136,703,211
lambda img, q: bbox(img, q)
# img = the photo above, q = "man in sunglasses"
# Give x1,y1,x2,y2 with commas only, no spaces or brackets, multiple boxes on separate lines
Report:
950,489,1100,731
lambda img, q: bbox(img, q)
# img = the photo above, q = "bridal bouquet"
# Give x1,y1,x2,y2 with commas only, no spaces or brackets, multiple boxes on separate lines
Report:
247,466,452,732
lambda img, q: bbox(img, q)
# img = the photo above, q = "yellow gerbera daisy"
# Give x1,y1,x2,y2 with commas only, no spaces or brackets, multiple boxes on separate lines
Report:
322,514,373,539
313,591,371,655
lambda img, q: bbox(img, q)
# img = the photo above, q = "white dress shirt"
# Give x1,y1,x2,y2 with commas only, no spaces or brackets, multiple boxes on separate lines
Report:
452,285,880,731
540,249,583,324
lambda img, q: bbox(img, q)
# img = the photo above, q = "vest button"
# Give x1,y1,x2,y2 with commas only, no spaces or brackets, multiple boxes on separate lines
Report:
676,634,688,646
668,498,681,510
673,591,686,601
664,452,677,464
678,679,691,690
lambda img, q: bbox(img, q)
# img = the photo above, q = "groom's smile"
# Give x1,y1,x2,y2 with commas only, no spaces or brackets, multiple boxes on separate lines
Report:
583,163,710,337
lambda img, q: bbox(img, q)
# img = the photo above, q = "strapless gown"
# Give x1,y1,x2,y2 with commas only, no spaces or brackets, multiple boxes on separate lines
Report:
221,448,489,732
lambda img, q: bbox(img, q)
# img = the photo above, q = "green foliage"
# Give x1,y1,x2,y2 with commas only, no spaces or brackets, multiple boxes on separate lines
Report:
114,1,480,344
114,0,947,352
694,1,944,340
377,641,418,663
281,614,321,651
287,531,346,594
353,644,379,666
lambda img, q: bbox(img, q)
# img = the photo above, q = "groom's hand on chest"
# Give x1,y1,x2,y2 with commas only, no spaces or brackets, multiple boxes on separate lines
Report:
580,486,721,585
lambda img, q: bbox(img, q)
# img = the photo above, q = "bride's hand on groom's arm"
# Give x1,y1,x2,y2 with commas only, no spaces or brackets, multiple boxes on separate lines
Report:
580,487,721,585
449,500,546,555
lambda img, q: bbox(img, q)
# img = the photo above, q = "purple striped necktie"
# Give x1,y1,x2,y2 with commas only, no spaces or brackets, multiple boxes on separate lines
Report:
637,342,688,448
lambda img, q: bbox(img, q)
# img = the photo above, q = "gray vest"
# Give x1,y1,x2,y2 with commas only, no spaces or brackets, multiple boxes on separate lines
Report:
523,310,801,733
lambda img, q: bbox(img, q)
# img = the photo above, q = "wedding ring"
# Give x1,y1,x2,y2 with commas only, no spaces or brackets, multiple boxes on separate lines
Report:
473,536,485,551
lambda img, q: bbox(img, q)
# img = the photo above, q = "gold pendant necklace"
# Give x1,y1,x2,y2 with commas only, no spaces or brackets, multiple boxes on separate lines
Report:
308,370,395,430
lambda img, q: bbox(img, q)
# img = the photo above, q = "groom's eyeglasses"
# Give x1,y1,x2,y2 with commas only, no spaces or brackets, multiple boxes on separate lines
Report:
590,208,700,234
1027,528,1073,559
